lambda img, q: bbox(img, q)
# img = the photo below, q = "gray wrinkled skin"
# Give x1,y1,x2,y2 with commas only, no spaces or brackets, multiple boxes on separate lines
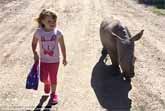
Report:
100,17,144,78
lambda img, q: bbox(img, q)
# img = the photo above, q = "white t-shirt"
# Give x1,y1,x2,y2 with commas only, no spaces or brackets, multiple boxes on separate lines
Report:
34,27,63,63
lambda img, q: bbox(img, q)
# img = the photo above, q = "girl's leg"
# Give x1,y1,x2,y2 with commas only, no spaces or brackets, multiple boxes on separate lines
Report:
51,84,57,93
49,62,59,104
40,62,50,93
49,62,59,93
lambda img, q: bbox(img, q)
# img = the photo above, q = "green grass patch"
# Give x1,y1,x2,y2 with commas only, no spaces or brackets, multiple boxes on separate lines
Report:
151,7,165,15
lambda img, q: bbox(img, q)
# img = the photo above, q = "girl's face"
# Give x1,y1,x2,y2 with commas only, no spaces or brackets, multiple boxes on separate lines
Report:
42,16,56,31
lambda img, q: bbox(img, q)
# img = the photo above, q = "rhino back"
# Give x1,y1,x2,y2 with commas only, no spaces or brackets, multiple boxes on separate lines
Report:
100,19,121,52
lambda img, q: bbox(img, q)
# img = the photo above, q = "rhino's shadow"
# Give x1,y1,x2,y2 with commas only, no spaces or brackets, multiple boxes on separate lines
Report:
91,55,132,111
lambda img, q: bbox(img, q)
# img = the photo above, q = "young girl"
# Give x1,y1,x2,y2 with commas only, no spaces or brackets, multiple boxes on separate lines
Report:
32,9,67,104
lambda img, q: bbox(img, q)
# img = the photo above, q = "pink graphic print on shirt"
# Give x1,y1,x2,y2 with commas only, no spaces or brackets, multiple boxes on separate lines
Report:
41,34,56,57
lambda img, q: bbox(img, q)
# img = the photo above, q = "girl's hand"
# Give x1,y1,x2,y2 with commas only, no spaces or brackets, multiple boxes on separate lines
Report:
63,59,67,66
34,52,39,62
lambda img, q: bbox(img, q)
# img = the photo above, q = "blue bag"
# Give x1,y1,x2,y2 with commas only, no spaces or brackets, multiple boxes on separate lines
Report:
26,61,39,90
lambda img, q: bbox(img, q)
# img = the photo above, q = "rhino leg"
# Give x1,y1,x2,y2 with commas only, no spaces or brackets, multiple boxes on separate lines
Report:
108,50,120,74
108,50,119,66
101,47,108,56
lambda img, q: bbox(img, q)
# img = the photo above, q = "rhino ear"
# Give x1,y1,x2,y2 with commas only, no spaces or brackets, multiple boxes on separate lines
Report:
130,30,144,42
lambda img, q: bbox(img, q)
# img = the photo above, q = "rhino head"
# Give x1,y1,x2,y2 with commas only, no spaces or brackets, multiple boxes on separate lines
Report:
112,27,144,78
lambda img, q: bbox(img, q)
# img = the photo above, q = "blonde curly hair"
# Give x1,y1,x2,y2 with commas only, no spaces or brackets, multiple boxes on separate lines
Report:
36,9,57,28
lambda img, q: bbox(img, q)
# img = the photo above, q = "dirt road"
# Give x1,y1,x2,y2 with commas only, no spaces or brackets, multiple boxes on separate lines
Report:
0,0,165,111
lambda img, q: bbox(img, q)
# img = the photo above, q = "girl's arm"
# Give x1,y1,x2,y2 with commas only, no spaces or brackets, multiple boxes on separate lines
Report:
59,36,67,66
32,35,39,61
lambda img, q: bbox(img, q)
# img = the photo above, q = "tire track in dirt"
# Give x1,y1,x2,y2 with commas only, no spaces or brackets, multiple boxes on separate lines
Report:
47,0,106,110
0,0,28,22
0,0,48,107
0,0,47,65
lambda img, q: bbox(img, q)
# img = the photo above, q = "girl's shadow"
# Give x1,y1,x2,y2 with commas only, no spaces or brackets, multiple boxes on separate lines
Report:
34,95,57,111
91,55,132,111
34,95,49,111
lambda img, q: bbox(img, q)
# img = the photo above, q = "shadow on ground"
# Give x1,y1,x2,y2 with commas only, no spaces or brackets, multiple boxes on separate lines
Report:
91,55,132,111
34,95,57,111
137,0,165,9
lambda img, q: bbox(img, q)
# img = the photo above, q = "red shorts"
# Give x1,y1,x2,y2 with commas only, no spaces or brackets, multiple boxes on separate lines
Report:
40,62,59,85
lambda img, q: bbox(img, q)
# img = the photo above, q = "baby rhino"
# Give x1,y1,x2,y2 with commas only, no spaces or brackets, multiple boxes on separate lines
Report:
100,17,144,80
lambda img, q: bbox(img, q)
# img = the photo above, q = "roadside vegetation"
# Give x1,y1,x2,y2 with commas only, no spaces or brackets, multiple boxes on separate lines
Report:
136,0,165,15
